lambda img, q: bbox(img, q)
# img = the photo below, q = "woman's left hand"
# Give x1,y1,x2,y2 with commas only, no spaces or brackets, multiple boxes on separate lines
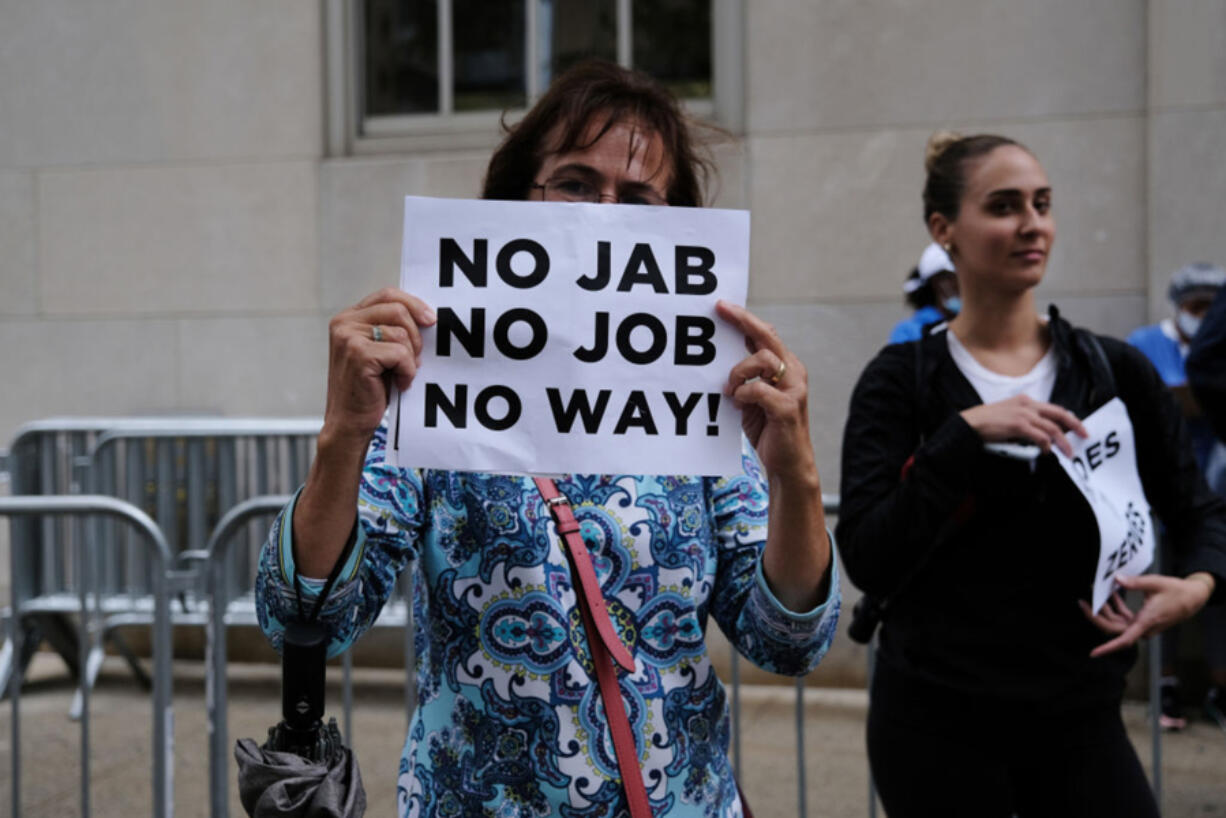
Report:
715,300,816,482
1080,572,1216,657
716,300,830,612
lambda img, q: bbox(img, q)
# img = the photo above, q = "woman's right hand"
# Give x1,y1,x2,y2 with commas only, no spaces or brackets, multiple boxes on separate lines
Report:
960,395,1088,457
323,288,437,445
294,288,435,577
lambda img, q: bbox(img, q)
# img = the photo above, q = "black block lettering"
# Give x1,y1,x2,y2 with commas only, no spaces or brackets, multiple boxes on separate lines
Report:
496,238,550,289
613,390,658,435
424,383,467,428
547,388,612,433
436,307,485,358
493,308,547,360
674,316,716,365
577,241,612,291
617,244,668,293
574,312,609,363
615,313,667,364
439,238,487,287
675,246,717,294
474,385,521,431
1104,430,1120,459
1086,442,1103,470
663,391,702,435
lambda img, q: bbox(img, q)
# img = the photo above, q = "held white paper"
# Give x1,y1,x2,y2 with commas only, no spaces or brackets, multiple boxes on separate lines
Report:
1053,397,1155,613
385,196,750,476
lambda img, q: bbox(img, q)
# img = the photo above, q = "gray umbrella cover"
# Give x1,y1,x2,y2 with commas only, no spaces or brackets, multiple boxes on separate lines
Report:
235,738,367,818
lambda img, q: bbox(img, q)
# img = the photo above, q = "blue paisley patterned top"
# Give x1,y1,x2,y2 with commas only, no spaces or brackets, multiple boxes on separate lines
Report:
255,424,839,817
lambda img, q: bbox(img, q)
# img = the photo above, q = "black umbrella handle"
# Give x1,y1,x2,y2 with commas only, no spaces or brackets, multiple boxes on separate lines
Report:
262,620,345,763
282,620,328,730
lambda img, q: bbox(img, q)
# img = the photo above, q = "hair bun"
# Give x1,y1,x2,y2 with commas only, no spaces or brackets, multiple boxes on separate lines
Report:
925,130,964,173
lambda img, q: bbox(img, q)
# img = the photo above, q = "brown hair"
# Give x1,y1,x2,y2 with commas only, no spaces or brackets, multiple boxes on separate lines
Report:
481,60,712,207
922,131,1030,222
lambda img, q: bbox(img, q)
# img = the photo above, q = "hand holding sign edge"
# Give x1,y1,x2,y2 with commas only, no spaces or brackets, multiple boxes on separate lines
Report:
716,300,815,481
294,287,437,578
715,299,832,612
325,288,438,445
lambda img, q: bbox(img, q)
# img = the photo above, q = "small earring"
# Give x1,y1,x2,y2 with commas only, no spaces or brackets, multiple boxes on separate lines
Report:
943,242,953,254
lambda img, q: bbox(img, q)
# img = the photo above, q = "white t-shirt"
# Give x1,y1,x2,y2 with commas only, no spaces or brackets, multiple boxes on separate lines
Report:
945,327,1057,405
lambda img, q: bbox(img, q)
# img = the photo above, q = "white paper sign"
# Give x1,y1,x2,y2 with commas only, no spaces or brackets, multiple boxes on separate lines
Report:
386,196,750,476
1053,397,1155,613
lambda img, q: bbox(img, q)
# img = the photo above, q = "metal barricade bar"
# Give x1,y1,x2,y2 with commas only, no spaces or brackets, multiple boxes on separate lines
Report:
89,420,321,593
731,494,840,817
190,493,416,818
1150,541,1163,807
1,418,321,701
68,421,321,709
179,494,290,818
187,494,291,818
0,495,175,818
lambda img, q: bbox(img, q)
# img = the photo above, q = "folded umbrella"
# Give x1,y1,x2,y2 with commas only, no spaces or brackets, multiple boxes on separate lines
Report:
235,620,366,818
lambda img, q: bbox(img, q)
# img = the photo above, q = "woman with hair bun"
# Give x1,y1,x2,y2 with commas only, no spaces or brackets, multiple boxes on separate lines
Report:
836,131,1226,816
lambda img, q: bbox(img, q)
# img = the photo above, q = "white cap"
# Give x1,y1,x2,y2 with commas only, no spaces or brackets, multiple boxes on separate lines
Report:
903,243,955,294
1168,261,1226,305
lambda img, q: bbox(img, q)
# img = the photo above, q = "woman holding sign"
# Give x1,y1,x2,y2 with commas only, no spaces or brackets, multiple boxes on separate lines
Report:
254,61,837,818
837,131,1226,816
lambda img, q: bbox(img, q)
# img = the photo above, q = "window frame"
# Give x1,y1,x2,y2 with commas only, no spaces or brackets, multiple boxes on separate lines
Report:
324,0,744,156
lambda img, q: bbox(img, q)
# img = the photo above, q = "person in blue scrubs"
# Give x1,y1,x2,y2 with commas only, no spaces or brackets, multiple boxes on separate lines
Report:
888,242,960,344
1128,261,1226,730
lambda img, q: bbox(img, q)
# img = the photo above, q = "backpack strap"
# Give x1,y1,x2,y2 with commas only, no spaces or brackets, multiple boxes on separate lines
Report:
1072,327,1118,407
849,328,967,643
912,320,948,444
1049,304,1117,408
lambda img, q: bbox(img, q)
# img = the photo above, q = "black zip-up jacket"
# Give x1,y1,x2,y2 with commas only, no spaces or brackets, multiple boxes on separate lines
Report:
836,307,1226,707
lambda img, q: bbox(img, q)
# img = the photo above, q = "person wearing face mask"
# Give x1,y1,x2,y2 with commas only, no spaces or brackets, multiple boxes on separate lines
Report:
1128,262,1226,432
888,242,961,344
837,131,1226,817
1127,262,1226,730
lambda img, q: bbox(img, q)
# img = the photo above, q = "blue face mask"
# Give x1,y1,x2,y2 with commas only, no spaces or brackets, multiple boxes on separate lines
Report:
941,295,962,316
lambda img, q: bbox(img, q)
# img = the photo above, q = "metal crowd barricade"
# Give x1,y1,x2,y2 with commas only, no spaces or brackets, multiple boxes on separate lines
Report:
3,418,136,698
1148,542,1163,806
0,417,323,712
190,494,415,818
185,494,291,818
0,495,175,818
727,493,840,818
0,417,413,817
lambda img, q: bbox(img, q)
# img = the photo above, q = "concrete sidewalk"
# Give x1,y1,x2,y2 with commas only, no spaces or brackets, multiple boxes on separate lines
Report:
2,653,1225,817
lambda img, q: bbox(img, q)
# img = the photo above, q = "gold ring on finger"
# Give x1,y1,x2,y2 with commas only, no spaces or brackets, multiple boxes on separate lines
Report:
769,360,786,385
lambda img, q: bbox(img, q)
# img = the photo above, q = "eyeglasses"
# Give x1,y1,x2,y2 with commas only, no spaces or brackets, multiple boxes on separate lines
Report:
530,176,668,207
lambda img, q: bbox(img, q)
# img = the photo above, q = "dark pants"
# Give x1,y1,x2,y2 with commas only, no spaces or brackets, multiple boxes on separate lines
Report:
867,663,1159,818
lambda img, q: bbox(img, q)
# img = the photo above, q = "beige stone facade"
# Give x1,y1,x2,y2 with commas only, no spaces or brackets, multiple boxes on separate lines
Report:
1,0,1224,684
